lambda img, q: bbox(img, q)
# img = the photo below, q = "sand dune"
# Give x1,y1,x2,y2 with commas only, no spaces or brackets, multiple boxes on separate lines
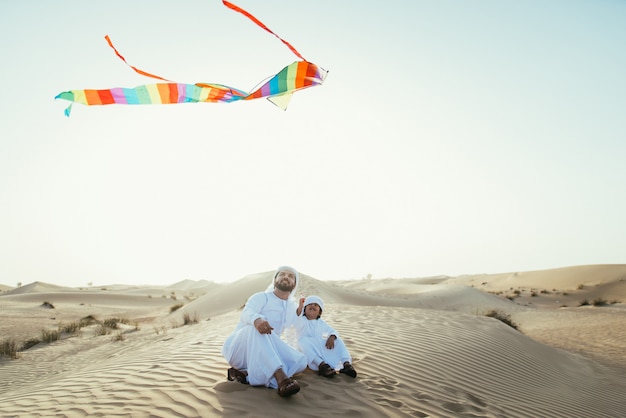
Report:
1,264,625,417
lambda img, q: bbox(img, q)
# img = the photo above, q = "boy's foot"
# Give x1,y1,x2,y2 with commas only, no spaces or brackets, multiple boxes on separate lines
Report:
318,362,336,378
340,362,357,378
227,367,249,384
277,378,300,397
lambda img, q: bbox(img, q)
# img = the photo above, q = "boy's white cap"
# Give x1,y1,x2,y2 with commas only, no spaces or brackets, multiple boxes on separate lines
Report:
304,295,324,311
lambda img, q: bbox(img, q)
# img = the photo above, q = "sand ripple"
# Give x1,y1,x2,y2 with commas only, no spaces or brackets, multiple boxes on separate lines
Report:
1,306,625,417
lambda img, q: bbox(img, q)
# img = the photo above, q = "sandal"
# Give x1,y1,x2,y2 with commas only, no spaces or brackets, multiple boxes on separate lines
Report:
340,362,357,378
277,378,300,397
227,367,249,384
318,362,336,378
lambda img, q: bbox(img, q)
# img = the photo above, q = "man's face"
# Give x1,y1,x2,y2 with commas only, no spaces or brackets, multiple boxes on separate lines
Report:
274,270,296,292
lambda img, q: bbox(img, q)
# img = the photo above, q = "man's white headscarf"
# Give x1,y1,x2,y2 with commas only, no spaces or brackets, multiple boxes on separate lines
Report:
265,265,299,301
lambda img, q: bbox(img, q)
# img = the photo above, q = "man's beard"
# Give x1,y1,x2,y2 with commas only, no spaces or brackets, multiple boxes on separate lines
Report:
275,280,295,292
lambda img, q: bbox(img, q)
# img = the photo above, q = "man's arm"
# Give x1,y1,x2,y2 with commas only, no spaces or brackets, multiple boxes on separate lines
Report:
240,292,267,325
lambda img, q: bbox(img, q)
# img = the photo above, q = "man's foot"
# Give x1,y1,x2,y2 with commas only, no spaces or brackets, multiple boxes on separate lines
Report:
227,367,249,384
340,362,357,378
277,378,300,397
318,362,336,378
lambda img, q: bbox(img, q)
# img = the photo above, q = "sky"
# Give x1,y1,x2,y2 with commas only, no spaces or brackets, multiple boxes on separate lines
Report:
1,0,625,288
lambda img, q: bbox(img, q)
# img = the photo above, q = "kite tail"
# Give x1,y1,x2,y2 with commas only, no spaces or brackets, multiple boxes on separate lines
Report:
222,0,306,61
104,35,172,82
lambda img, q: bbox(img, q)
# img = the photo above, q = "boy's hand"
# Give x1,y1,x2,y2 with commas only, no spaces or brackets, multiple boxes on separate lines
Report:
326,335,337,349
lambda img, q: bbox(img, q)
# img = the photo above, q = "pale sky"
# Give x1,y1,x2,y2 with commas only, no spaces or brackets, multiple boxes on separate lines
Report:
1,0,625,288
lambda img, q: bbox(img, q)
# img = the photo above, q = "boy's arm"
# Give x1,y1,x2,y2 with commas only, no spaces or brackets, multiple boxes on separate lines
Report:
296,296,305,316
325,334,337,349
323,319,338,349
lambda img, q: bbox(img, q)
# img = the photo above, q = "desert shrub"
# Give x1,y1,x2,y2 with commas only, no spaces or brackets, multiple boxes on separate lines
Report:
101,317,130,329
102,318,119,329
531,291,538,297
41,301,55,309
577,284,584,290
41,329,60,343
170,303,184,313
1,339,20,359
80,315,98,327
579,299,590,306
21,338,41,350
610,300,621,304
111,332,125,342
183,312,199,325
94,324,110,336
592,298,608,307
153,325,168,335
60,321,81,334
484,309,519,330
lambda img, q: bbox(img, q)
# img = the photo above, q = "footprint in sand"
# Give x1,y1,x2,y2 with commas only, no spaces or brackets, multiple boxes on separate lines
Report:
411,391,435,401
374,398,404,408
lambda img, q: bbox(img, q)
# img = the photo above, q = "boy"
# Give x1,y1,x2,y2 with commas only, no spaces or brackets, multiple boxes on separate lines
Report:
296,295,357,378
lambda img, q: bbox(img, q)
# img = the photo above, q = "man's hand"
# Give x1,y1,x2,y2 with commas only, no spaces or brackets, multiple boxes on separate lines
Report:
254,318,273,334
326,335,337,349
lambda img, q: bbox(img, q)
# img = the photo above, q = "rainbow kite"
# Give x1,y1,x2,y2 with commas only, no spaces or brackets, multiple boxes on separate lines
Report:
55,1,327,116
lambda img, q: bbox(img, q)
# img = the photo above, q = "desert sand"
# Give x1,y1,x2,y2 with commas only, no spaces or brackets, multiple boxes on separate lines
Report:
1,264,625,417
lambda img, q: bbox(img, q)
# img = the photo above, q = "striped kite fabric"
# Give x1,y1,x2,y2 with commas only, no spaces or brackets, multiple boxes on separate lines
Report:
55,1,327,116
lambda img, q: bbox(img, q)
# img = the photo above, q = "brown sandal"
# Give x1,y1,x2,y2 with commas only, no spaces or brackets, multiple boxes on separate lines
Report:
277,378,300,397
318,362,336,378
227,367,249,384
340,362,357,378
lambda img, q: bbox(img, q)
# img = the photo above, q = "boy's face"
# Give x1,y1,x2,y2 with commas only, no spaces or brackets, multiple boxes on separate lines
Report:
304,303,321,320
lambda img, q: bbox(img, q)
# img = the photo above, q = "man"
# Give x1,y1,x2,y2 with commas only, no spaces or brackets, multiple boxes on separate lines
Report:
222,266,307,397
